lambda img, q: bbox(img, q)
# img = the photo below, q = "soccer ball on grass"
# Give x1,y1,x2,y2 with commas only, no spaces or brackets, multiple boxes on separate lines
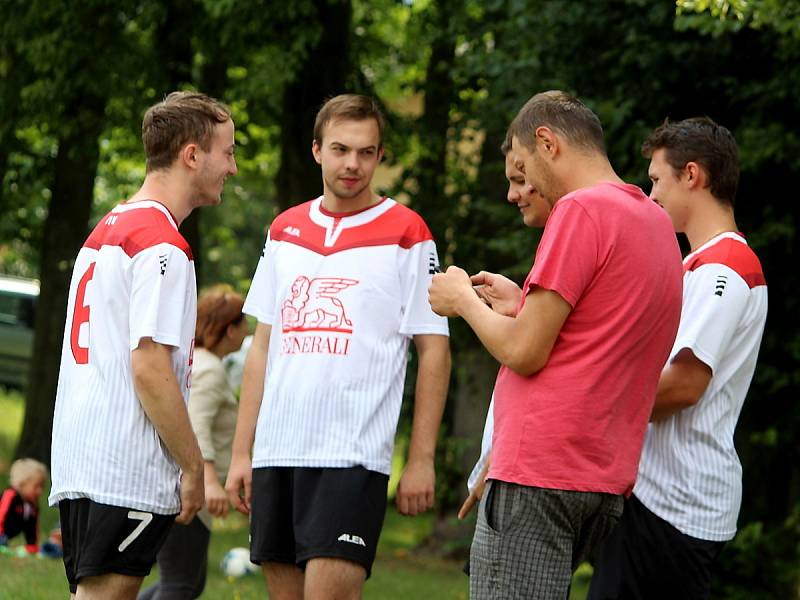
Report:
220,547,259,578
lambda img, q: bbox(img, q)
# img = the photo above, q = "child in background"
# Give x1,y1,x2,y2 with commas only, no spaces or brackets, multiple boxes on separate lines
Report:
0,458,47,554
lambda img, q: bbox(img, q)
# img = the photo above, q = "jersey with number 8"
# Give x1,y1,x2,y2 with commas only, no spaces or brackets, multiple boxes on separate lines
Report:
49,200,196,515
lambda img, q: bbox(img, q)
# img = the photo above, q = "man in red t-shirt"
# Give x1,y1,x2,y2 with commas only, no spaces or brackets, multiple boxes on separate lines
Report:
429,91,683,599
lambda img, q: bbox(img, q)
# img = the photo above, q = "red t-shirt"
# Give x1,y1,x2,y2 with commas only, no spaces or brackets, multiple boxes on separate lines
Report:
489,182,683,495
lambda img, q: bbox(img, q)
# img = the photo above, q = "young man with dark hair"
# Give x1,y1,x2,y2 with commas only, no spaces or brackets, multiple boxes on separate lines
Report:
49,91,237,600
429,90,683,598
589,117,768,600
226,93,451,600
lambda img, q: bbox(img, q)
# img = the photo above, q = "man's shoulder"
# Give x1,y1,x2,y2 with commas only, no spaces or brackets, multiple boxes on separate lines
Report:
87,204,192,260
268,200,315,238
377,201,434,246
686,236,765,289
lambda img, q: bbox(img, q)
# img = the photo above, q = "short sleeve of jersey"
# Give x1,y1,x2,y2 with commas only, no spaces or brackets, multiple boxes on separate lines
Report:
673,263,750,372
129,243,193,349
243,232,276,325
526,199,599,306
398,239,449,337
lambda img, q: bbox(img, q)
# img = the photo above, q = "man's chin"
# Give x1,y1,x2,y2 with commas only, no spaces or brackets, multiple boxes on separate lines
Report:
194,194,223,208
332,186,365,200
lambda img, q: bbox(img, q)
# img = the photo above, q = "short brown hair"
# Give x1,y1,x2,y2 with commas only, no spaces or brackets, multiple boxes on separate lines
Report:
195,284,245,349
142,91,231,172
642,117,739,206
313,94,385,148
500,131,512,155
507,90,606,155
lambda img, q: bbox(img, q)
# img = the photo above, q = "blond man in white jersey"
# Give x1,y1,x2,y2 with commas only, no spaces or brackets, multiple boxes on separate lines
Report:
49,91,237,600
589,117,768,600
226,94,451,600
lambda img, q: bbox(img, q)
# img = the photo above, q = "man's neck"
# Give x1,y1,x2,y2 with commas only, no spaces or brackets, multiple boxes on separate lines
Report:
684,196,738,251
320,189,381,214
560,154,625,197
127,172,192,226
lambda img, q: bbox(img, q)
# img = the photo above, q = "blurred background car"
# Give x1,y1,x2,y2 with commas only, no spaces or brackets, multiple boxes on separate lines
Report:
0,276,39,390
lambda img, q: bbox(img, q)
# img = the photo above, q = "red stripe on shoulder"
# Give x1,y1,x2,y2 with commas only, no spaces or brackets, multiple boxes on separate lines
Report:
686,238,765,288
269,201,434,254
376,203,434,248
268,201,316,239
85,207,193,260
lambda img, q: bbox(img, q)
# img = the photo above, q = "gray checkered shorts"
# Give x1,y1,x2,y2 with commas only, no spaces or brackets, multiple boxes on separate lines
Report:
470,480,623,599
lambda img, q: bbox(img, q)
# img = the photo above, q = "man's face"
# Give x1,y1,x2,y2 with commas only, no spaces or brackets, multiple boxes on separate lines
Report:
511,135,563,204
648,148,689,232
312,118,383,204
194,118,238,207
505,153,551,227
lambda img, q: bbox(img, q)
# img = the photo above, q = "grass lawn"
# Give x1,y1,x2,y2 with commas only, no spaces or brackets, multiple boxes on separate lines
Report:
0,389,590,599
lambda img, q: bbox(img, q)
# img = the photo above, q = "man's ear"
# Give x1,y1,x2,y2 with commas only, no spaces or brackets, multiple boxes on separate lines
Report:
535,126,558,158
312,139,322,165
684,161,706,189
181,143,199,170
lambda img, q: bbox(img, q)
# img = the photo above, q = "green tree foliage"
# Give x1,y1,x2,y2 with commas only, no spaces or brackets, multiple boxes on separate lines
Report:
439,0,800,592
673,1,800,594
2,0,798,591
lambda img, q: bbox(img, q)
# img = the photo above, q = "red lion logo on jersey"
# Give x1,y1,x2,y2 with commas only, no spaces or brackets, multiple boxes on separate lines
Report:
281,276,359,333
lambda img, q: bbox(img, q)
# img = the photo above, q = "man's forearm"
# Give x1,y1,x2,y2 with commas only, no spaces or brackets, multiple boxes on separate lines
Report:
457,292,526,368
407,336,451,463
230,324,270,457
132,340,203,477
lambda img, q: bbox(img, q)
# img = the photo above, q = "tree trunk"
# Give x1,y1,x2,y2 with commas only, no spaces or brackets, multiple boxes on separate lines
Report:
0,44,25,212
412,0,456,246
275,0,352,211
154,0,205,282
15,95,106,464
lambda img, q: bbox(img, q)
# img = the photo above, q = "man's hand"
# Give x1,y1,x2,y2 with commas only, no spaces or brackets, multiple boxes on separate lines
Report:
176,468,204,524
205,479,229,518
428,266,474,317
458,477,487,520
471,271,522,317
396,458,435,516
225,454,253,516
458,456,490,519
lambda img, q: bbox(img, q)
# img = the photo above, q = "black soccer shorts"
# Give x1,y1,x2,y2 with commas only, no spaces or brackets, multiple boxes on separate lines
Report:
250,466,389,577
59,498,175,594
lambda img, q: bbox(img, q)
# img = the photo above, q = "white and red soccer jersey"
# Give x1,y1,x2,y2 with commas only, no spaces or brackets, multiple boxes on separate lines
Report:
635,232,768,541
244,196,449,475
49,200,197,515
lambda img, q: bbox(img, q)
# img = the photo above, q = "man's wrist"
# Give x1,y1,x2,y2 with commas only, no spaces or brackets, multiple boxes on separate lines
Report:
405,450,435,466
183,457,204,478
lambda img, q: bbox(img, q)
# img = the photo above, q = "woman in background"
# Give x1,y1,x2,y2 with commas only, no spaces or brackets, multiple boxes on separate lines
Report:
140,284,248,600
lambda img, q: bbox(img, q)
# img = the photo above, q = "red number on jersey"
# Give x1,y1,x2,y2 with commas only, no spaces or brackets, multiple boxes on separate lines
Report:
71,262,96,364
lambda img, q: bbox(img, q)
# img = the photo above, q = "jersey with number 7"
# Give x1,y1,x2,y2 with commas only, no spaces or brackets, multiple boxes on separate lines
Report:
49,200,196,515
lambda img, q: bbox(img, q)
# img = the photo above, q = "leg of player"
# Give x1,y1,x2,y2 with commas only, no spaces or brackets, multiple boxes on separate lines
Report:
263,562,304,600
75,573,143,600
305,557,366,600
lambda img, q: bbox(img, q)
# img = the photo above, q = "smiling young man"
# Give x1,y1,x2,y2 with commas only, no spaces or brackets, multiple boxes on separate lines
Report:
460,137,552,526
49,91,237,600
226,94,451,600
429,91,683,599
589,117,768,600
